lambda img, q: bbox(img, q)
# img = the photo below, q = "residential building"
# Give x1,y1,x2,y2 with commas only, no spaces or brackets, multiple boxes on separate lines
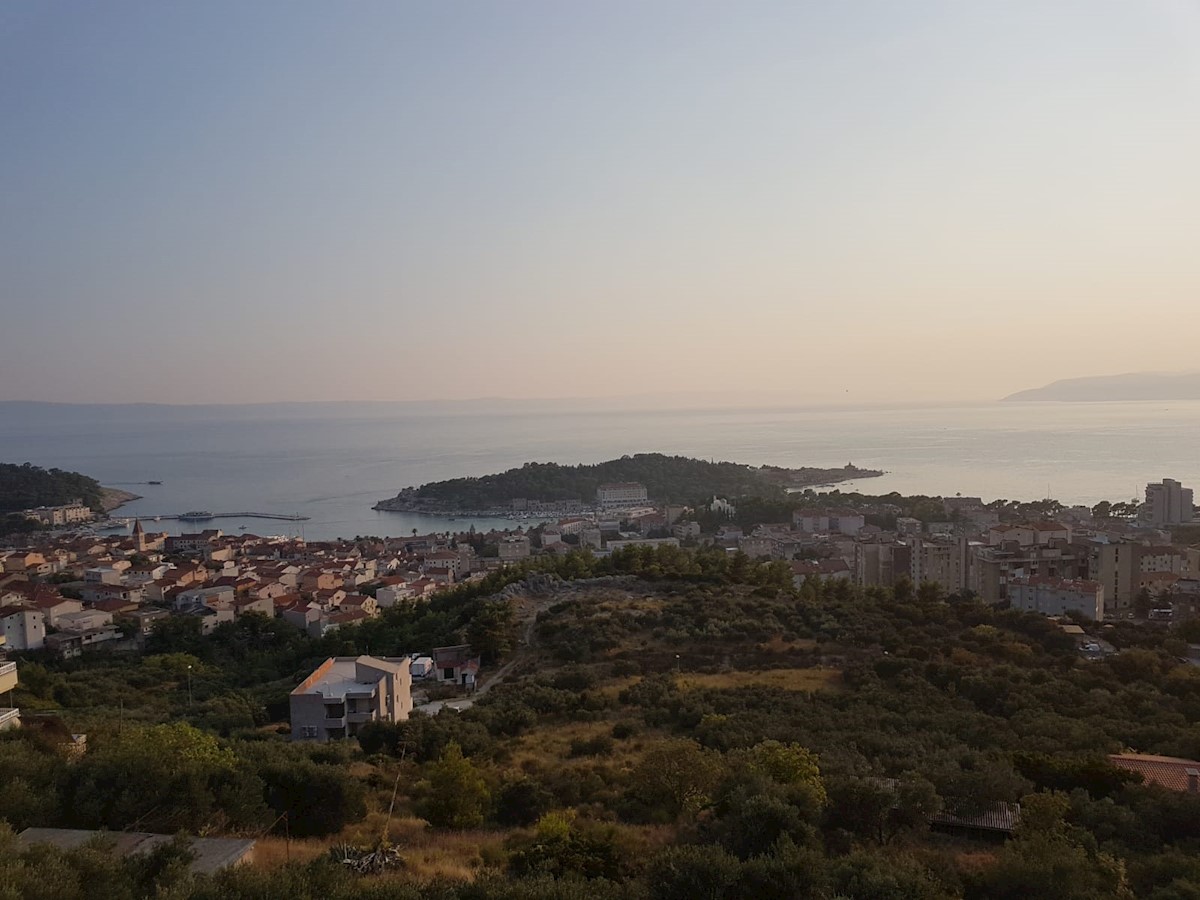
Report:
855,540,910,588
45,626,121,659
987,522,1071,547
1144,479,1194,527
23,501,93,527
596,482,648,509
290,655,412,742
1008,576,1104,621
972,541,1085,603
497,535,531,561
0,654,19,731
0,606,45,651
909,538,969,593
431,644,481,687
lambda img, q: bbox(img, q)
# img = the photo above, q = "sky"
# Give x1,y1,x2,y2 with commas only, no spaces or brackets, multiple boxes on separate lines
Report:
1,1,1198,405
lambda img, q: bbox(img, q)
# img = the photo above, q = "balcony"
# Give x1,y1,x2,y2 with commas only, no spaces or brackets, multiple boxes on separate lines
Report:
0,708,20,731
0,661,16,696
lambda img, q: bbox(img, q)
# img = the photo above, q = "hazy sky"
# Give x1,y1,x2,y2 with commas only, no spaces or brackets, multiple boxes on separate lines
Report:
2,1,1198,405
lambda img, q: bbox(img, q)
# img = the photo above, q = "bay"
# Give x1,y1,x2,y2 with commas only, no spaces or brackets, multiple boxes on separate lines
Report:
1,400,1196,541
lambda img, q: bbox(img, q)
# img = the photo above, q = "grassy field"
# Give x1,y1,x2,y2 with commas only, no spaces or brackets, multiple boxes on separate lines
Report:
674,667,842,693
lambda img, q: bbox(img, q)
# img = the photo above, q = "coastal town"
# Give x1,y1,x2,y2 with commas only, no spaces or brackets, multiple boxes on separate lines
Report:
3,474,1198,734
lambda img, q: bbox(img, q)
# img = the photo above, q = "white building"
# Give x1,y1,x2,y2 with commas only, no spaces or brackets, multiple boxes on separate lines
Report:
0,607,45,651
290,656,412,742
1145,479,1194,527
596,482,649,509
1008,576,1105,621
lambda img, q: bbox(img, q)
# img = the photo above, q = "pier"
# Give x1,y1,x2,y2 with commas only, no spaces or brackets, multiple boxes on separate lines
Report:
135,511,310,522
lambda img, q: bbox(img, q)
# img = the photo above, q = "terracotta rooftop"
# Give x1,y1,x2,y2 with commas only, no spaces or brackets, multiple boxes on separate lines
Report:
1110,753,1200,793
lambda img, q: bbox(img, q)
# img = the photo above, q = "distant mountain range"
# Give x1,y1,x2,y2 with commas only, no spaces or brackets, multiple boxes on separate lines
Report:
1004,372,1200,402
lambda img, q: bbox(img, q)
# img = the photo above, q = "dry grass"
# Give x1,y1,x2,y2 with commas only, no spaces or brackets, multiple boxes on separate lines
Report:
251,836,336,869
505,719,621,768
675,667,841,693
757,634,818,653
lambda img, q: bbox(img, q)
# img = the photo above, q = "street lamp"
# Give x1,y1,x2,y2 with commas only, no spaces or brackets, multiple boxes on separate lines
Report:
186,664,193,707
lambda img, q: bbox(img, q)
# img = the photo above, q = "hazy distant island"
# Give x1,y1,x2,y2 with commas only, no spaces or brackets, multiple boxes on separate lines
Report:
1004,371,1200,402
374,453,884,515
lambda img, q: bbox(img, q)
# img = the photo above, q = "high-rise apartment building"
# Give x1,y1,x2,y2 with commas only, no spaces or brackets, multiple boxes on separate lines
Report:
1145,479,1194,527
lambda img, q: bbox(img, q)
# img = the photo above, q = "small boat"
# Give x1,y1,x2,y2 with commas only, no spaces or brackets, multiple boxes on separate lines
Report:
238,525,248,530
147,480,162,485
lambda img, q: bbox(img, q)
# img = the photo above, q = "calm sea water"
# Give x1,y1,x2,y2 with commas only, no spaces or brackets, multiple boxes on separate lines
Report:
1,401,1196,541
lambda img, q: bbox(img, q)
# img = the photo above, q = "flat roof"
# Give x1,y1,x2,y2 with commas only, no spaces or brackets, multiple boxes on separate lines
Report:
18,828,254,875
293,655,407,699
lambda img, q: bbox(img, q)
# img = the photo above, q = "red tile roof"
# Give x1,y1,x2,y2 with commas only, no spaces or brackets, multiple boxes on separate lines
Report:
1110,753,1200,793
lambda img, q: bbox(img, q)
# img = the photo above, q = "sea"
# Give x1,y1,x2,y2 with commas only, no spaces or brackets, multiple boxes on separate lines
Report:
1,400,1196,542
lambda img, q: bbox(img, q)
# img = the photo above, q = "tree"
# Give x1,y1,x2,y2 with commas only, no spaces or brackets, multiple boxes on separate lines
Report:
626,740,726,822
260,761,367,837
415,741,490,828
66,723,266,833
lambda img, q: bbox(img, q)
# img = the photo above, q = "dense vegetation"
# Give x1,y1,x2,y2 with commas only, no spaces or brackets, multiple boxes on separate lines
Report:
0,462,105,514
386,454,879,509
6,546,1200,897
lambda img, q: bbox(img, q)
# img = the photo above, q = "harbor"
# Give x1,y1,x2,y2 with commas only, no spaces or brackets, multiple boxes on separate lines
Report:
131,511,310,523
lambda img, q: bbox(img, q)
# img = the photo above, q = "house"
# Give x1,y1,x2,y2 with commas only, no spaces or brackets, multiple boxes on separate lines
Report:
375,581,415,608
31,594,83,627
81,582,145,605
174,586,235,611
290,656,412,742
299,570,342,593
56,609,114,633
126,607,169,638
431,644,482,688
1109,753,1200,793
45,626,121,659
339,594,378,617
311,608,369,638
930,801,1021,841
232,595,274,618
176,603,235,635
282,602,322,632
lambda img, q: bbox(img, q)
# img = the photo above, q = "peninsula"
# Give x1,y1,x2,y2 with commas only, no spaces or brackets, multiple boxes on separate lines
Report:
373,453,883,515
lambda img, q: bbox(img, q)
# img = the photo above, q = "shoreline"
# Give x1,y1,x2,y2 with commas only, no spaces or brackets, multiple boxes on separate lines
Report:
100,487,141,513
372,467,886,516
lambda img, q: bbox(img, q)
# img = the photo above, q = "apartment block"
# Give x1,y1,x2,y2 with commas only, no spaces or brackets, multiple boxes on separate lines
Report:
290,656,412,742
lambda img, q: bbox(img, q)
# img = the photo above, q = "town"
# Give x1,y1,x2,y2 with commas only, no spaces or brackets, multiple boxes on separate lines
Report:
2,476,1197,742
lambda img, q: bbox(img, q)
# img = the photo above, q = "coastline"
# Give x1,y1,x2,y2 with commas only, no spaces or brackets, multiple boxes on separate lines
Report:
372,466,886,516
100,487,141,513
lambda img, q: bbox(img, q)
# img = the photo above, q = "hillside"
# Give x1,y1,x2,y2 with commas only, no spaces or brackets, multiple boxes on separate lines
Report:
1004,371,1200,402
0,462,105,514
5,548,1200,897
375,453,882,512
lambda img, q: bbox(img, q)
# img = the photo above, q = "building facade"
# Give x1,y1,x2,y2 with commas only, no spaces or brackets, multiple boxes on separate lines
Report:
290,656,412,742
596,483,649,509
1145,479,1194,527
1008,576,1104,620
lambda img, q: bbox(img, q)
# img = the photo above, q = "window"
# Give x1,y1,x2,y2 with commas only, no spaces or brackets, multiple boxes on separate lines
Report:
301,726,318,738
